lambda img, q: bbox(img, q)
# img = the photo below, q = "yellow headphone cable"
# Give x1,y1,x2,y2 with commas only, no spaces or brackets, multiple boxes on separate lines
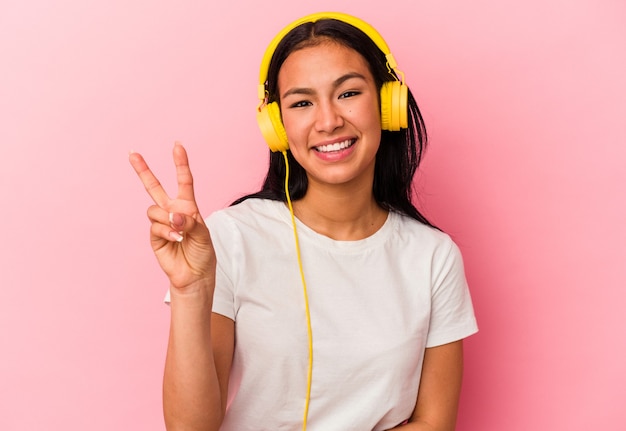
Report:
281,150,314,431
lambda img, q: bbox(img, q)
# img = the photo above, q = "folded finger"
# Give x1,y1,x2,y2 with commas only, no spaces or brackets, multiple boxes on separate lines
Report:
147,205,170,225
147,206,198,241
147,206,186,242
150,220,184,244
147,206,190,232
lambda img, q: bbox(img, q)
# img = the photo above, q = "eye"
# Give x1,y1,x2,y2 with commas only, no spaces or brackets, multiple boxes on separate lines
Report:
289,100,312,108
339,91,360,99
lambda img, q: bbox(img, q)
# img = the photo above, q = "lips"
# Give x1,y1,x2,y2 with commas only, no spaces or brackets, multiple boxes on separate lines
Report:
314,138,356,153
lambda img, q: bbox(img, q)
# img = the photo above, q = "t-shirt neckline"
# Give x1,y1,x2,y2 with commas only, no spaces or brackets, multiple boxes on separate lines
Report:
269,199,397,253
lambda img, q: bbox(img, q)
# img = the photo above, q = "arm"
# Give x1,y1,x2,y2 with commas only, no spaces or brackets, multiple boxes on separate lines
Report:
391,340,464,431
129,143,234,430
164,289,234,431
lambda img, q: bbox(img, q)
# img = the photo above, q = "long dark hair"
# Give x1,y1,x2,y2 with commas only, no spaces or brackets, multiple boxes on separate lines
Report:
233,18,436,229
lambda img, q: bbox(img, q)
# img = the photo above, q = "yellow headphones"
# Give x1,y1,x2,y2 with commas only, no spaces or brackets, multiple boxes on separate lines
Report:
256,12,409,153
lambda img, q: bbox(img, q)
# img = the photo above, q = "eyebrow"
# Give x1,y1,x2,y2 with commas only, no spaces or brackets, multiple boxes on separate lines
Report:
281,72,368,99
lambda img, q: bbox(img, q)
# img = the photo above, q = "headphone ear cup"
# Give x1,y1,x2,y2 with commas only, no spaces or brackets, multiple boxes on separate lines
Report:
257,102,289,152
399,82,408,129
380,81,408,131
380,82,392,131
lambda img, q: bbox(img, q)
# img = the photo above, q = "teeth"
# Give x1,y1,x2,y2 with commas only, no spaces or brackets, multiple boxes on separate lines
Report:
316,139,354,153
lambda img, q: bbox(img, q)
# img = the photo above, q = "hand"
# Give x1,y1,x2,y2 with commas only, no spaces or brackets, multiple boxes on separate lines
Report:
129,142,216,291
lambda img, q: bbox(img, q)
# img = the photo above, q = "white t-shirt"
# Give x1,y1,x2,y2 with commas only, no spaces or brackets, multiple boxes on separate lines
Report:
180,198,477,430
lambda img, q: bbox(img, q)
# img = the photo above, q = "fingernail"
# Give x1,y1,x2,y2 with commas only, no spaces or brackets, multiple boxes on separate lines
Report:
169,212,184,228
169,231,184,243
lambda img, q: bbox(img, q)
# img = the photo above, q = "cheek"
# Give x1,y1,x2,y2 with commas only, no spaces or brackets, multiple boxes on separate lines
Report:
281,111,309,145
369,98,382,126
350,96,381,126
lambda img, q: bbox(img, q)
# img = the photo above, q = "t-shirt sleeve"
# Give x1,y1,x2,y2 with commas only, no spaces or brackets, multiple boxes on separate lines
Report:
212,261,236,320
425,240,478,347
207,212,237,321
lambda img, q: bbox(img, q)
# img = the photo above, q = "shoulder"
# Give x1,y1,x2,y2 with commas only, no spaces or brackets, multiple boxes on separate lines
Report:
391,212,459,252
389,212,466,274
207,198,283,227
205,199,289,245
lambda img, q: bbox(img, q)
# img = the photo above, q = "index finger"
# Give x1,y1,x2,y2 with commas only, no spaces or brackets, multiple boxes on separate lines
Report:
129,151,171,207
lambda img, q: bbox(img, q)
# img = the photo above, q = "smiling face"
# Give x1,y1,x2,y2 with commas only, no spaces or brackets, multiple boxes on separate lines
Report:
277,40,382,192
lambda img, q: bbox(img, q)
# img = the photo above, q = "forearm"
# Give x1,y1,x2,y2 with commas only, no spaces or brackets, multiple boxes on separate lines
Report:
163,279,223,431
389,420,451,431
390,342,464,431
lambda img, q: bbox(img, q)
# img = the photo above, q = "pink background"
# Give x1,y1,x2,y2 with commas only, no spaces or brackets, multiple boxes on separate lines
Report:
1,1,625,430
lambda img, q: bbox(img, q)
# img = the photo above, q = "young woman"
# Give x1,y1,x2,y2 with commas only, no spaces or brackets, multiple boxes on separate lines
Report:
130,12,477,431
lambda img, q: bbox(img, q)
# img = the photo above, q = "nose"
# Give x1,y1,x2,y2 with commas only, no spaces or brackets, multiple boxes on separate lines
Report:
314,100,344,133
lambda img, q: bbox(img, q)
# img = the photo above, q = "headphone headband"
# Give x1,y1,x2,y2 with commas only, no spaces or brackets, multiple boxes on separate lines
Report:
257,12,399,102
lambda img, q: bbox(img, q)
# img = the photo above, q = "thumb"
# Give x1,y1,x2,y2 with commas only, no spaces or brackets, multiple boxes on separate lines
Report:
169,211,209,240
169,212,187,231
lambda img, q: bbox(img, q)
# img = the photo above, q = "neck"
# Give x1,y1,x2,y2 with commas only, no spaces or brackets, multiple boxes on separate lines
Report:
292,181,388,241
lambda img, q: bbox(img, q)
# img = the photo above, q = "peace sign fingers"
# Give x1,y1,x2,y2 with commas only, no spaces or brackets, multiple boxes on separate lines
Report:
129,142,199,212
129,142,215,289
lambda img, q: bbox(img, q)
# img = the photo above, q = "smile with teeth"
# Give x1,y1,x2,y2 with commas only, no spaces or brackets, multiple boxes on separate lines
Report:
314,139,356,153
